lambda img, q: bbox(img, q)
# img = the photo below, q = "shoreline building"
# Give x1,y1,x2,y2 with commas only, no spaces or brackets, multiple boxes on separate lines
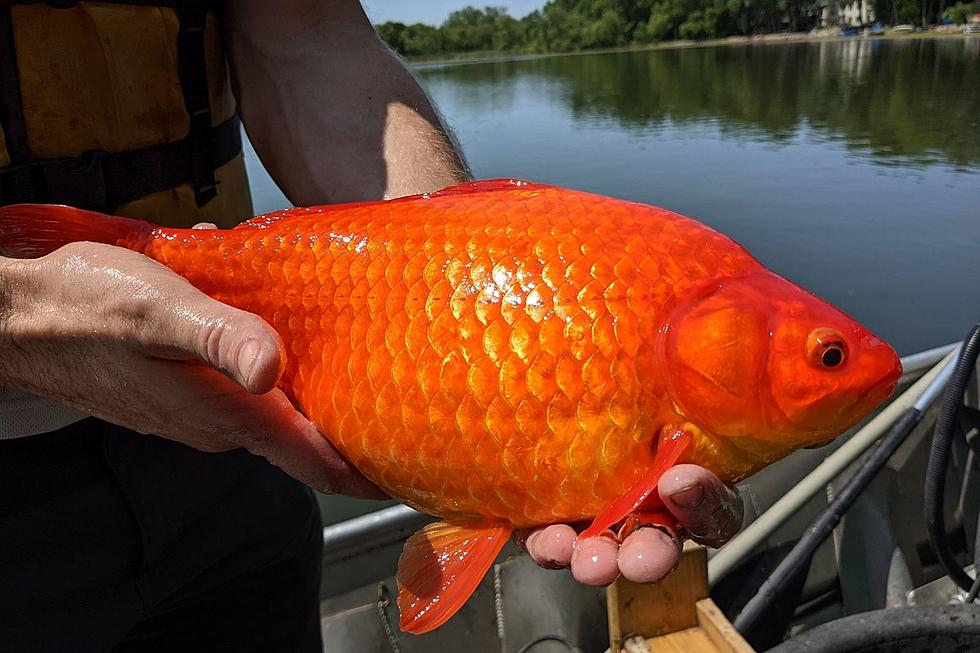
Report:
820,0,876,26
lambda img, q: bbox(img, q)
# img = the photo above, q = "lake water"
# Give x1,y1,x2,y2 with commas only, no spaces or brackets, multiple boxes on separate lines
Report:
243,36,980,523
247,37,980,360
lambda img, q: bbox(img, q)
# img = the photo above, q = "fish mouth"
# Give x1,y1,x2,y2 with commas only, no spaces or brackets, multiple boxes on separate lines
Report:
805,363,902,447
845,357,903,415
787,349,903,440
852,379,895,410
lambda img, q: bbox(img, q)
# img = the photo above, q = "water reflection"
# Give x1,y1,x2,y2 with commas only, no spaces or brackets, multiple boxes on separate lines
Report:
244,37,979,357
419,38,980,170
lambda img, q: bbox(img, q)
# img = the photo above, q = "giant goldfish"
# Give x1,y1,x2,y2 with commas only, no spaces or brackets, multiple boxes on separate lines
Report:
0,179,901,633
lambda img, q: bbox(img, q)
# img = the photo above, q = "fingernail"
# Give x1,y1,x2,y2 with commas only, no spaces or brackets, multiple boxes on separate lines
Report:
520,530,537,553
570,535,620,586
669,483,704,508
237,338,261,388
650,526,676,547
521,530,564,568
573,529,618,551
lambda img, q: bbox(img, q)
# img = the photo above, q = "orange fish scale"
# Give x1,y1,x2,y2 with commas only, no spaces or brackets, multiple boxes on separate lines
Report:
131,185,759,527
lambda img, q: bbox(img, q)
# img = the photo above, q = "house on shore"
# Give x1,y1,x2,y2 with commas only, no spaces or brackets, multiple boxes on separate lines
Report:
820,0,876,27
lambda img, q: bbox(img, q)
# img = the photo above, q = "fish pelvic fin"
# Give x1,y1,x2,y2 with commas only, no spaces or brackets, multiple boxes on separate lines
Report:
579,425,694,540
0,204,151,258
396,520,511,634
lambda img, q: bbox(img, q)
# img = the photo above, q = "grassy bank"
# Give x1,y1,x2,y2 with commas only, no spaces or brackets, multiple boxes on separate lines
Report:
406,29,970,66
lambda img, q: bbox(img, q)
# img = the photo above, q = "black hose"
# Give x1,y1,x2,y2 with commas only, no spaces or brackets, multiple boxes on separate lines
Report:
969,495,980,604
924,323,980,593
767,604,980,653
734,407,923,637
966,573,980,604
515,636,579,653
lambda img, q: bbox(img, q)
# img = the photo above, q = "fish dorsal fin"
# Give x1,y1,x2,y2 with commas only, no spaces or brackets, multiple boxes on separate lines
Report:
233,180,551,230
234,206,322,229
396,520,511,634
425,179,553,198
231,180,548,229
579,427,694,540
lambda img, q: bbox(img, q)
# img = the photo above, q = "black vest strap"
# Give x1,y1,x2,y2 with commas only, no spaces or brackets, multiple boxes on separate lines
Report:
0,5,29,165
0,0,233,211
0,1,213,9
0,115,242,212
176,2,217,207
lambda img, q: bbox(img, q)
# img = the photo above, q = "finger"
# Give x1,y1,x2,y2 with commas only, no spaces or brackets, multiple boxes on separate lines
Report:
230,388,387,499
41,245,282,394
570,531,621,586
191,311,285,395
618,527,681,583
659,464,743,548
518,524,576,569
148,285,286,394
135,360,383,498
192,222,218,230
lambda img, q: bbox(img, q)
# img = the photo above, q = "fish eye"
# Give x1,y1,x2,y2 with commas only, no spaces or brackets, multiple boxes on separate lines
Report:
807,328,848,370
821,344,845,368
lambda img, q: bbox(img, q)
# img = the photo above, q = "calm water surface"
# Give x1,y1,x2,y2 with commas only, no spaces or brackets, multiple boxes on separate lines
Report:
247,37,980,359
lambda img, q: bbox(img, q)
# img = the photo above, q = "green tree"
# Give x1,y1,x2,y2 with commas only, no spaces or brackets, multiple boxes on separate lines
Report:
401,23,444,56
646,0,687,41
376,21,407,52
374,0,918,58
584,9,630,46
942,0,978,21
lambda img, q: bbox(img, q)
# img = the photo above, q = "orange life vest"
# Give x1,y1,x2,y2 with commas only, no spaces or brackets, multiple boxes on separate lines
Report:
0,0,252,228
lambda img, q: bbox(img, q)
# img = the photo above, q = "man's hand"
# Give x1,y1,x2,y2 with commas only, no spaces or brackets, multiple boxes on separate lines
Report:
0,242,382,498
518,465,742,585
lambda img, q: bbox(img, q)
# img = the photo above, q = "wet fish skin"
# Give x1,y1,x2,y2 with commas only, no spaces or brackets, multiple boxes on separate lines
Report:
0,179,902,633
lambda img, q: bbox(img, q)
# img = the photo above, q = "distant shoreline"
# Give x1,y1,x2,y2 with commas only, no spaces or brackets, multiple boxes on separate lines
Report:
407,30,970,67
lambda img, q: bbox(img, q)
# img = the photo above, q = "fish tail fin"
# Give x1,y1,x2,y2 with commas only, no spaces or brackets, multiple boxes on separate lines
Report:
0,204,152,258
397,520,511,634
579,427,694,540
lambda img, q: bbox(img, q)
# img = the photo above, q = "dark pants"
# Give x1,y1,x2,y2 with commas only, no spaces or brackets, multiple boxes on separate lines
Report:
0,418,323,653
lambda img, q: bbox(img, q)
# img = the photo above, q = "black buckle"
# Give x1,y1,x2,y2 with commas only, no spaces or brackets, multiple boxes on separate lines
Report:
36,150,109,211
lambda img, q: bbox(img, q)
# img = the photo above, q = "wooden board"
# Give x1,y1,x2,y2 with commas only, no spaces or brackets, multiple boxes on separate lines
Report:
695,599,754,653
608,542,708,648
607,544,755,653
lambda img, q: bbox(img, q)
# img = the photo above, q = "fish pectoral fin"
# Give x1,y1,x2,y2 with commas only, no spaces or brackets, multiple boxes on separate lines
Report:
618,509,678,540
396,520,511,634
578,425,694,540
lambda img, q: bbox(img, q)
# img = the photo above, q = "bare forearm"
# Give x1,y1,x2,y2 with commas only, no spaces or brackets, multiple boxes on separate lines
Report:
222,2,470,204
0,256,29,388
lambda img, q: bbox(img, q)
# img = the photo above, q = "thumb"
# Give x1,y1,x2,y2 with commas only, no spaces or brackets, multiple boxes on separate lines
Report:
150,283,286,394
659,464,743,548
234,389,388,499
